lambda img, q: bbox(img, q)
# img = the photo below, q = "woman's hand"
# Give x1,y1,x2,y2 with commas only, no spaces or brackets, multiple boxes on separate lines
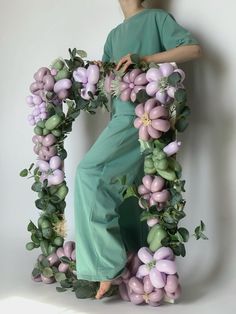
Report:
115,53,134,72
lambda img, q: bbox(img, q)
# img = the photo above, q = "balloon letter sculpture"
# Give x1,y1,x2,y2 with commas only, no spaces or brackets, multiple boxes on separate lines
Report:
20,48,207,304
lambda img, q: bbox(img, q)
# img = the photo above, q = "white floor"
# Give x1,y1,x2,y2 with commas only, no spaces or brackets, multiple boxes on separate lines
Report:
1,236,235,314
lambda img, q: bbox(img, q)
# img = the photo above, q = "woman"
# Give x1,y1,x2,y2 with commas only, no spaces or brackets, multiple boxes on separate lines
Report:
74,0,202,300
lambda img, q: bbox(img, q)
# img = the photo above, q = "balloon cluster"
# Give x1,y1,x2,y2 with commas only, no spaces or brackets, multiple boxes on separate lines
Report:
32,241,76,284
138,174,170,209
21,48,207,304
112,247,180,306
26,95,48,126
73,64,100,100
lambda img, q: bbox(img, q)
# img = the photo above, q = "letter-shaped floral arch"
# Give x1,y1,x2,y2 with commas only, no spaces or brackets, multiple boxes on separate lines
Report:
20,48,207,305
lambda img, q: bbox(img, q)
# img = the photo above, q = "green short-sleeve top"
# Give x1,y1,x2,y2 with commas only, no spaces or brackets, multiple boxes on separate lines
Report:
102,8,199,63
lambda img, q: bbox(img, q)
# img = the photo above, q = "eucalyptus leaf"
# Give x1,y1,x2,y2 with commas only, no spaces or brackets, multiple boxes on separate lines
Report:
167,72,181,86
179,243,186,257
139,197,149,209
178,227,189,242
175,88,187,103
40,240,49,255
76,50,87,58
130,53,140,64
43,179,48,188
31,234,40,245
31,182,42,192
172,245,181,256
19,168,28,177
161,237,170,246
59,256,71,264
41,258,50,267
175,101,186,116
42,267,53,278
45,202,57,214
175,231,184,243
33,167,39,175
50,195,62,204
123,185,137,199
27,220,37,232
148,62,160,69
60,279,73,289
32,268,41,277
136,89,149,103
179,105,191,118
56,287,67,292
87,91,94,100
58,148,67,160
75,285,95,299
200,220,206,231
175,117,189,132
55,272,67,282
163,212,175,224
140,211,152,221
194,221,208,240
28,163,34,171
35,198,46,210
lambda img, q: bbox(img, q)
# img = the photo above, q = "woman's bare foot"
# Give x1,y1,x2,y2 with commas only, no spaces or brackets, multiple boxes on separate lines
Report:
95,280,112,299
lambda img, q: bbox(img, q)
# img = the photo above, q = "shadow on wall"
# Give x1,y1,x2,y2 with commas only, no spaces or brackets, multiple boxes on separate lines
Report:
180,51,233,303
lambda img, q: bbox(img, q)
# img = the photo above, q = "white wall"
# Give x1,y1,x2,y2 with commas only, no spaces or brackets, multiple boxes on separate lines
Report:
0,0,235,313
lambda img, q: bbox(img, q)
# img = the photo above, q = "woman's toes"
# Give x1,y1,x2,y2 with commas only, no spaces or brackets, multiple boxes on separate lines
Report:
95,281,112,299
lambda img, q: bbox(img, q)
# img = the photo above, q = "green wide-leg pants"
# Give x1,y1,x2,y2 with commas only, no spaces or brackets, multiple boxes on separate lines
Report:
74,100,149,281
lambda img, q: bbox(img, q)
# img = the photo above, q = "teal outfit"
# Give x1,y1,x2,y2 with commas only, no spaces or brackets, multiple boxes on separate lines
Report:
74,8,199,281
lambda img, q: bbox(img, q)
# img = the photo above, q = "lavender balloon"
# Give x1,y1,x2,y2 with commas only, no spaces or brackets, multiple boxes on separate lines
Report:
145,63,184,104
73,64,100,100
163,140,182,156
133,99,170,141
119,68,148,102
27,94,48,126
138,174,170,208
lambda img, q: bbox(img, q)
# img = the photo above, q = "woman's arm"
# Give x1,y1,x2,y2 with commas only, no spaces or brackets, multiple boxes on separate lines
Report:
140,44,203,64
115,44,202,71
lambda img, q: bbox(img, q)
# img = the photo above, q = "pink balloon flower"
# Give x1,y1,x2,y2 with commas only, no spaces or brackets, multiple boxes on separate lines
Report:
73,64,100,100
146,63,185,104
138,174,170,209
136,246,177,289
133,99,170,141
119,68,148,102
